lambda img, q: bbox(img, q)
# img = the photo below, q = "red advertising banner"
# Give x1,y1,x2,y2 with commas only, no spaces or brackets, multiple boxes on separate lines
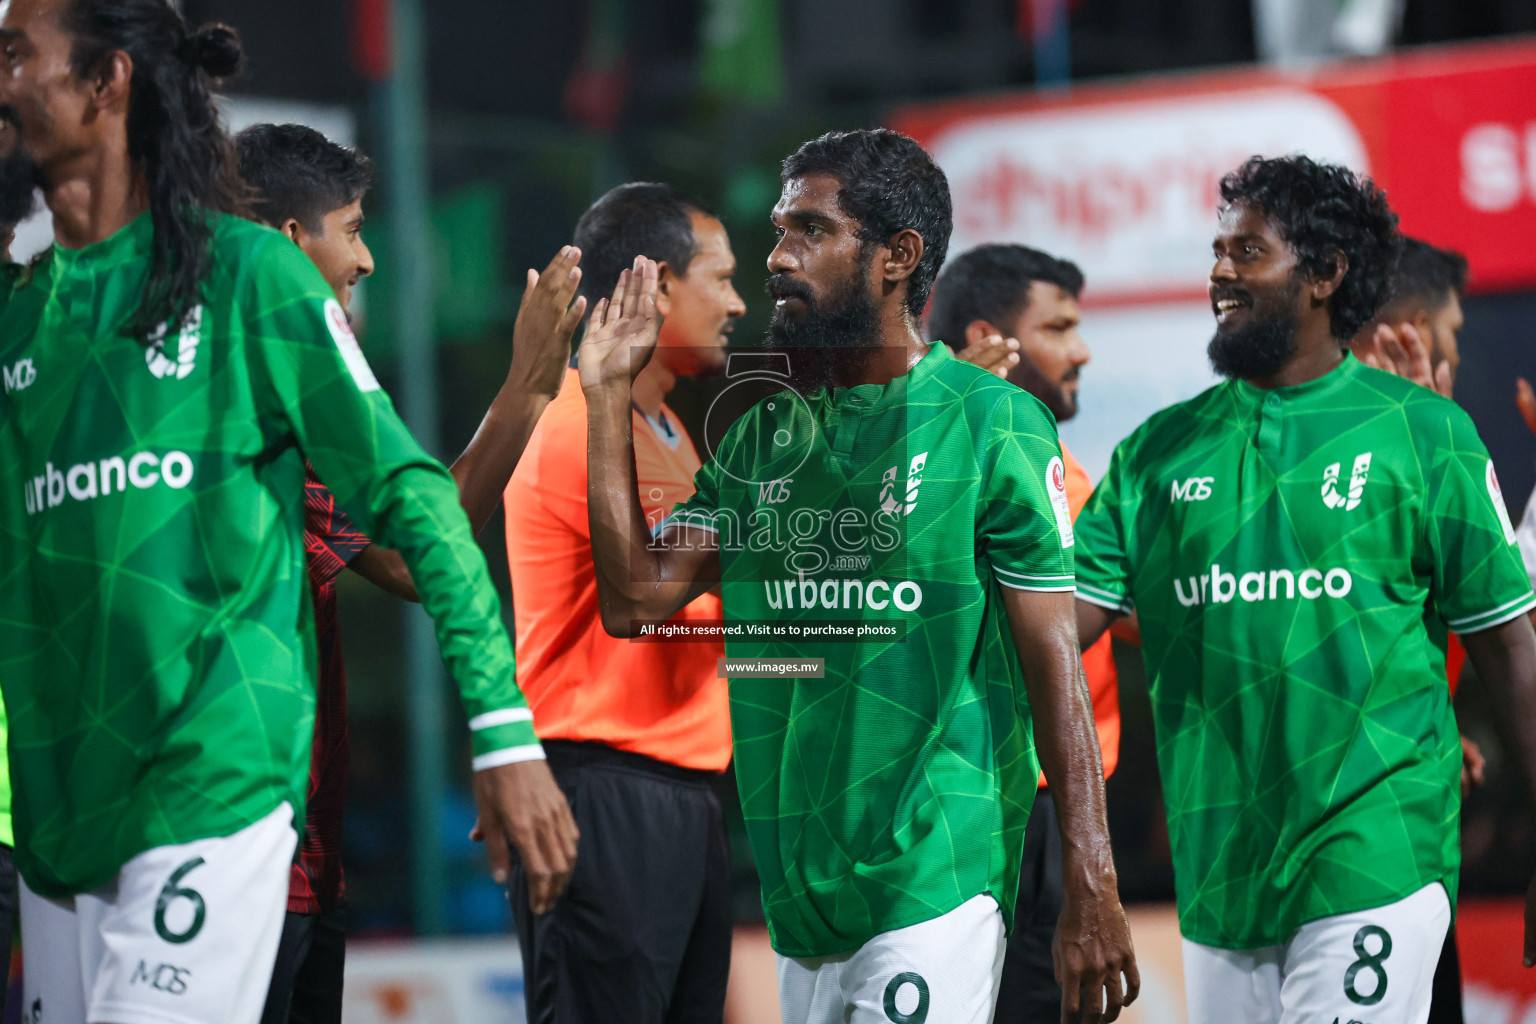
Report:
891,39,1536,305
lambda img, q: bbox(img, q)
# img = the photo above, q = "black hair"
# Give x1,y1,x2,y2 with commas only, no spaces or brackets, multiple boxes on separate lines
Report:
61,0,249,337
1382,236,1468,317
1219,155,1401,341
781,129,952,320
927,244,1084,346
573,182,712,309
234,124,373,233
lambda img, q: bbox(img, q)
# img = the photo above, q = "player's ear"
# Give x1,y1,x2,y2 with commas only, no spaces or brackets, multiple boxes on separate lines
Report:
654,260,675,317
1310,248,1349,303
88,51,134,113
882,228,923,285
963,319,1002,349
279,219,304,245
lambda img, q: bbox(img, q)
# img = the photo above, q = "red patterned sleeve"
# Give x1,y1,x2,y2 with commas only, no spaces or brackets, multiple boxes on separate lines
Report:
303,466,373,589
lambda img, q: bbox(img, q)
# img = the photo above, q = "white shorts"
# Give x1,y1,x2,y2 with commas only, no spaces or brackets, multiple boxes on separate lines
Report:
1183,882,1451,1024
776,893,1006,1024
20,802,296,1024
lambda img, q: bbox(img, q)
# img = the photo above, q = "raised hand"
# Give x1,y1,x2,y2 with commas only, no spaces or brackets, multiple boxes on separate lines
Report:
508,246,588,401
577,256,662,393
1358,322,1451,398
956,333,1021,378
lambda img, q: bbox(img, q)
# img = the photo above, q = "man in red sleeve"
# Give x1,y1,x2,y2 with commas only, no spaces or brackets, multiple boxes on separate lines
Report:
928,243,1121,1023
236,123,585,1024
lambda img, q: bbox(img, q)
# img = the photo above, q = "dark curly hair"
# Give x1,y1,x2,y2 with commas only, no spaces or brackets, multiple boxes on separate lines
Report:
62,0,250,338
782,129,952,320
1220,155,1400,341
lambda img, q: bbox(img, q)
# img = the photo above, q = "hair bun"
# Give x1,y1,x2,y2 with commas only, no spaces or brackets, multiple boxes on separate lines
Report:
186,23,243,79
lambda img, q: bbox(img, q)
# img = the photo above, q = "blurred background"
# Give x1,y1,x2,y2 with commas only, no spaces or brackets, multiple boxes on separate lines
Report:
17,0,1536,1019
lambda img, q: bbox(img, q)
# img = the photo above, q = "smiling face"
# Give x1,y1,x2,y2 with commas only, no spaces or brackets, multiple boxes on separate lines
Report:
653,212,745,378
0,0,78,216
1207,201,1308,380
0,0,104,177
289,200,373,314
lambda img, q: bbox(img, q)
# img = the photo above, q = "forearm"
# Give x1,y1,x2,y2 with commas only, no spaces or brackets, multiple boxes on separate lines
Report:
585,382,669,632
359,458,537,758
1077,598,1120,651
1009,593,1116,873
1465,618,1536,814
449,380,554,534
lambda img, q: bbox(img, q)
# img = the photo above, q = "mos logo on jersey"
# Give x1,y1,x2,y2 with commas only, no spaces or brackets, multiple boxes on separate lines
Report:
1322,452,1372,510
3,357,36,393
146,305,204,380
1171,476,1214,502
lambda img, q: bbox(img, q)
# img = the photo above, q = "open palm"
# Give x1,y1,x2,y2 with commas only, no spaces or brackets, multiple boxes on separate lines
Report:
577,256,663,391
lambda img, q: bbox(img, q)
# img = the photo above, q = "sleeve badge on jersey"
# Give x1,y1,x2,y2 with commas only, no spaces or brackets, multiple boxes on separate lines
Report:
1488,460,1518,544
1046,454,1075,548
324,298,381,394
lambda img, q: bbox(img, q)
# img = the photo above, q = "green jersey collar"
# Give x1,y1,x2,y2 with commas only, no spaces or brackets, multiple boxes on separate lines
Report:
50,210,153,272
1230,349,1361,407
823,340,947,414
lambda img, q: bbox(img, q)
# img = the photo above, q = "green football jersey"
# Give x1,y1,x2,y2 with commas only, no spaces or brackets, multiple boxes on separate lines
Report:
1074,353,1535,948
666,342,1075,956
0,213,539,898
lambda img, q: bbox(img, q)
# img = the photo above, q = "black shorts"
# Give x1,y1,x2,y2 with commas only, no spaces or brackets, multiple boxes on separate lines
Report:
509,740,733,1024
260,903,347,1024
993,789,1063,1023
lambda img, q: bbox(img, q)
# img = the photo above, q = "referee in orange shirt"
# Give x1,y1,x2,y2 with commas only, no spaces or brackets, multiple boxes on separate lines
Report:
503,183,746,1024
928,244,1122,1023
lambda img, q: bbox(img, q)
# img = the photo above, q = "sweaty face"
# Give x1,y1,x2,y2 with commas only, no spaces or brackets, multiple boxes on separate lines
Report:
765,173,882,390
0,0,100,186
1003,281,1090,421
1207,202,1306,380
292,201,373,314
654,212,746,378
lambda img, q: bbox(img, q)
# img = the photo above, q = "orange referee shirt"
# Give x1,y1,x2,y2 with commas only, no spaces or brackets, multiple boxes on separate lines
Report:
1058,442,1121,782
504,369,730,772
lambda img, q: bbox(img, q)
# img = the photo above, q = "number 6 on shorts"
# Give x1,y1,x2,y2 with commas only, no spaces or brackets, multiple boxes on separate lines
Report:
154,856,208,944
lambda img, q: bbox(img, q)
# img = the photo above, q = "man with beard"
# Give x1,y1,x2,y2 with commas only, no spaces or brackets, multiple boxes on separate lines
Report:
579,128,1138,1024
928,245,1123,1023
1072,154,1536,1023
500,182,745,1024
0,3,576,1022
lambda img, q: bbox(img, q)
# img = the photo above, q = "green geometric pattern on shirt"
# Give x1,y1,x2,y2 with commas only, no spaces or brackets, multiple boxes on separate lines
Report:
0,213,535,897
667,342,1073,957
1074,354,1535,948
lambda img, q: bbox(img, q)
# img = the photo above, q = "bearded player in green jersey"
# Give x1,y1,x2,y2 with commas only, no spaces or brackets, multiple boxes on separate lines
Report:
1073,154,1536,1024
580,128,1137,1024
0,3,578,1023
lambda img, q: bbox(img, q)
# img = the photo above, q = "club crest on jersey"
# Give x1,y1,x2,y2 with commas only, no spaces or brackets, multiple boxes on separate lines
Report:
145,304,203,380
876,452,929,517
1046,455,1074,547
1321,452,1371,510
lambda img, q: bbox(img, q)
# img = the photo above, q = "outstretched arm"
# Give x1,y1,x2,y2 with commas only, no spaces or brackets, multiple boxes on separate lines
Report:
351,246,588,601
578,258,719,636
1461,615,1536,966
1005,588,1139,1023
